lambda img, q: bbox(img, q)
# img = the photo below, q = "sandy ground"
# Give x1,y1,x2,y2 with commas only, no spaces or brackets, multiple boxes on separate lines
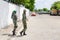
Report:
0,14,60,40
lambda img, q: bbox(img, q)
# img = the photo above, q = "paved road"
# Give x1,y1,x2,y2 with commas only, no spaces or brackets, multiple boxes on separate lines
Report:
0,14,60,40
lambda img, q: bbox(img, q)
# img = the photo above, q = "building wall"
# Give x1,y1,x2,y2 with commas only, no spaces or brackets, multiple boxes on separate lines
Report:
0,0,9,28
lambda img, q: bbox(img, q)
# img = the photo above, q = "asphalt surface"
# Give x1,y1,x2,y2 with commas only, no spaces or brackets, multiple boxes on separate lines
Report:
0,14,60,40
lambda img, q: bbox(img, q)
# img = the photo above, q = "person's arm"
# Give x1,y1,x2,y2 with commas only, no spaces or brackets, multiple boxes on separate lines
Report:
11,13,13,19
26,15,28,21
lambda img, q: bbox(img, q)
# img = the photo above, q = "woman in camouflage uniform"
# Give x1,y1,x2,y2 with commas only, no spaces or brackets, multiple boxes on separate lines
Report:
20,10,27,36
11,10,17,35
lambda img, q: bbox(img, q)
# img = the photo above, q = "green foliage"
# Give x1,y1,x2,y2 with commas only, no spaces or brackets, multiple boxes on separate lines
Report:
34,9,42,12
43,8,48,11
50,1,60,10
24,0,35,11
34,8,49,12
8,0,23,5
38,9,42,11
8,0,35,11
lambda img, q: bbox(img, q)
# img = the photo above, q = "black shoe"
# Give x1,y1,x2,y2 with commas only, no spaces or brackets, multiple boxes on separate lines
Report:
12,31,16,36
13,33,16,36
20,32,22,36
23,32,27,35
23,34,27,35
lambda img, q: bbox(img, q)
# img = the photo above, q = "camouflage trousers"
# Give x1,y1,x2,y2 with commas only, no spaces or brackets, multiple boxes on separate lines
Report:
12,20,17,35
21,21,27,33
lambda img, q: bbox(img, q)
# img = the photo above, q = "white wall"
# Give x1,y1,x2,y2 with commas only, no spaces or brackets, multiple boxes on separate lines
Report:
0,0,9,28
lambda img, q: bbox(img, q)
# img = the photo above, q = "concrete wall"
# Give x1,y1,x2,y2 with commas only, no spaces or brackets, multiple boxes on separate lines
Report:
0,0,9,28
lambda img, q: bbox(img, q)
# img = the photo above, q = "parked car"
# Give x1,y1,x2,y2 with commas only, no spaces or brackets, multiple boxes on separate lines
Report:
31,12,36,16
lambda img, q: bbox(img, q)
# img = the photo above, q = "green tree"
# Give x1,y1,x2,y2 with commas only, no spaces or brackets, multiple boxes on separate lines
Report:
38,9,42,12
24,0,35,11
50,1,60,10
8,0,35,11
43,8,48,11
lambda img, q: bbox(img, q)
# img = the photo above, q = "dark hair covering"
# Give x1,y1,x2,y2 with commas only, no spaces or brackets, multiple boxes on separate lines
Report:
11,10,16,18
12,10,16,15
24,9,26,14
13,10,16,14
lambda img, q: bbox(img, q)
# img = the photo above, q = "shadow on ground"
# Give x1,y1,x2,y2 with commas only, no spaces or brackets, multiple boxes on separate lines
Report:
2,33,27,37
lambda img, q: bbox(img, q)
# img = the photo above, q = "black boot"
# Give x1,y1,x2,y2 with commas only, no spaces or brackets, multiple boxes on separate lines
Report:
23,32,27,35
20,32,22,36
12,31,16,35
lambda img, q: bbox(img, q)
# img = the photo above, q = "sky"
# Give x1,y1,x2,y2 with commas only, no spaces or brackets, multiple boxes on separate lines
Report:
35,0,60,10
